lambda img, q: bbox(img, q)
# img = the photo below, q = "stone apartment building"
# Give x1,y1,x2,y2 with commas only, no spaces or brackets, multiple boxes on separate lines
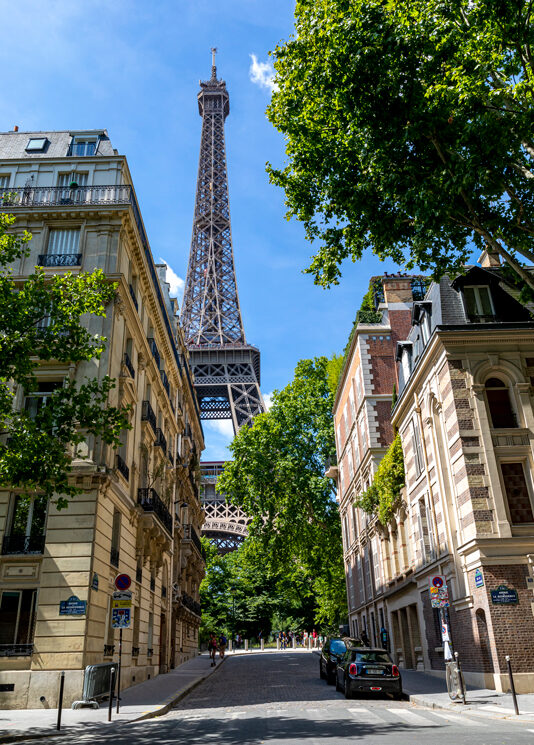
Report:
331,259,534,693
329,274,425,645
0,129,205,708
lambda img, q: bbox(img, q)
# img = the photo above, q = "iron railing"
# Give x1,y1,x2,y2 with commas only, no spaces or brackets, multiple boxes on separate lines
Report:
129,283,139,311
141,400,157,434
137,488,172,535
181,592,201,617
0,184,132,207
38,253,82,267
103,645,115,657
116,454,129,481
123,352,135,379
0,644,33,656
147,337,160,369
72,662,116,709
147,648,154,657
110,547,119,568
2,534,45,555
160,369,170,397
184,524,203,556
155,428,167,452
132,646,140,658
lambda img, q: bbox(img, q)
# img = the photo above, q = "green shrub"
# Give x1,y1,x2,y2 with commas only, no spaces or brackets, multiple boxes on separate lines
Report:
355,434,405,524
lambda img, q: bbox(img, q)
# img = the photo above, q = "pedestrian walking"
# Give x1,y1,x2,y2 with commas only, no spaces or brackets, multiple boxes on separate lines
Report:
219,632,227,659
208,632,218,666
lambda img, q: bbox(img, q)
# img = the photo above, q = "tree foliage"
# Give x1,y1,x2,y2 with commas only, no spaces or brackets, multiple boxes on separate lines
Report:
0,214,130,509
267,0,534,289
355,433,405,524
217,357,347,628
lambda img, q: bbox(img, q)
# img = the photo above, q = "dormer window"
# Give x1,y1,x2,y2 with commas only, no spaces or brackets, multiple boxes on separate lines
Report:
67,137,98,157
463,285,495,322
401,345,412,383
26,137,48,152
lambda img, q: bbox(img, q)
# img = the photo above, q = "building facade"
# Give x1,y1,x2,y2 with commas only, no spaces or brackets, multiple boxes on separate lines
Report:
0,129,205,708
332,259,534,693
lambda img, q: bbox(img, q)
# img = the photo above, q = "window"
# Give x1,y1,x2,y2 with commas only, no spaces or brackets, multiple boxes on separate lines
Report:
347,448,354,480
500,463,534,524
147,612,154,654
0,174,10,192
57,173,88,188
411,419,424,477
0,589,37,649
40,228,81,267
110,510,121,567
26,137,48,151
68,139,97,157
463,285,495,322
24,381,62,420
485,378,517,428
401,347,412,384
349,389,356,420
4,494,48,555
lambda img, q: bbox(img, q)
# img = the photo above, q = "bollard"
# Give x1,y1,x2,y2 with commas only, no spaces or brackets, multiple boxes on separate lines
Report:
108,667,116,722
228,639,233,653
245,639,249,651
261,639,264,652
292,635,296,649
454,651,466,705
505,655,520,715
56,671,65,731
277,637,280,650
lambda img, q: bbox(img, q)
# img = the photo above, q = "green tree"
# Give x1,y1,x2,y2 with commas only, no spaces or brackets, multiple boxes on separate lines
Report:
267,0,534,289
217,357,347,629
0,213,130,509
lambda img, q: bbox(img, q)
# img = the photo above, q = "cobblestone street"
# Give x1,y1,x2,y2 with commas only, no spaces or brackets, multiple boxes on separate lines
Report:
17,652,534,745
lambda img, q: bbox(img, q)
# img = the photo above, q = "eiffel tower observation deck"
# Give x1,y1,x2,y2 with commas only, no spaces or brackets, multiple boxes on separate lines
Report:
181,51,263,552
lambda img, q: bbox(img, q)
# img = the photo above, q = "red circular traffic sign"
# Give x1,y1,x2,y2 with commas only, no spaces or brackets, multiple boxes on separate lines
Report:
432,576,444,588
115,573,131,591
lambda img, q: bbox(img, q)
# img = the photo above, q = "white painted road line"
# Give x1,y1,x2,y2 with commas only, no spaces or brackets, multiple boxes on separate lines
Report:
348,707,385,724
430,711,487,727
387,708,435,726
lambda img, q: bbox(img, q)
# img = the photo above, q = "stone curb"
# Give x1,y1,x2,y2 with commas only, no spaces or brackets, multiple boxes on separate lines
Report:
0,656,227,744
408,692,534,723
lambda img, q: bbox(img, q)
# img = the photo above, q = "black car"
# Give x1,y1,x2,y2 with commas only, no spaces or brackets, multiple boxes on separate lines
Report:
335,647,403,699
319,636,361,684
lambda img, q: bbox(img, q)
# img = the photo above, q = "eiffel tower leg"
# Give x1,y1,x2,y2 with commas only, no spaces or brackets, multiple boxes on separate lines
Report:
228,382,265,430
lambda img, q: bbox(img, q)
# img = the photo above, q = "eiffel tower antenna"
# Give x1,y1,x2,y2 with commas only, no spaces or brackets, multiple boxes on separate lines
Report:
181,53,265,432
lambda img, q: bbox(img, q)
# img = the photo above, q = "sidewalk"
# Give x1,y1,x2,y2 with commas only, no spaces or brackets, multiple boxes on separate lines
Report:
0,653,226,743
401,669,534,723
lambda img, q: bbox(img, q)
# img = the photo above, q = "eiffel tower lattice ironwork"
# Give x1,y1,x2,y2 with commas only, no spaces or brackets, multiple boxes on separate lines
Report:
181,50,265,433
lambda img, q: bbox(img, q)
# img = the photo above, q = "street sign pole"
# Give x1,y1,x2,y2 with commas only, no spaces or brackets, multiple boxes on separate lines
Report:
116,627,122,714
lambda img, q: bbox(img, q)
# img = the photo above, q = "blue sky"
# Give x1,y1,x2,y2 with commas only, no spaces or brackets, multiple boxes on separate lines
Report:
1,0,402,459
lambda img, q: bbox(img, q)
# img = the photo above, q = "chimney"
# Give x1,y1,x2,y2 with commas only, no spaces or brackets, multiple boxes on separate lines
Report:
478,247,501,268
13,125,19,132
382,276,413,305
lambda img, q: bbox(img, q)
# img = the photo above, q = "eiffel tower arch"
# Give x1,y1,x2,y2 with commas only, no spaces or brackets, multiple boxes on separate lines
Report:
181,52,265,552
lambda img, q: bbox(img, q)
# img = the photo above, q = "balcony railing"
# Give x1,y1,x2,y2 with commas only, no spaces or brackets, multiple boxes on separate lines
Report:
181,592,201,617
155,428,167,452
0,184,133,208
0,644,34,657
2,534,45,555
116,454,129,481
160,369,170,397
129,283,139,311
147,648,154,657
132,646,140,658
491,429,530,448
184,524,203,556
110,547,120,568
147,337,160,369
123,352,135,379
141,400,157,434
138,487,172,535
104,644,115,657
38,253,82,267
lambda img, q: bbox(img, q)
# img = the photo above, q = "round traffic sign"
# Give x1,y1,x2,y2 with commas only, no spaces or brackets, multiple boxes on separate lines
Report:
432,576,444,588
115,573,131,591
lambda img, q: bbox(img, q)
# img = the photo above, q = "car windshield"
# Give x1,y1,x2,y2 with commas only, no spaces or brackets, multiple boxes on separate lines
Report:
330,640,346,655
354,651,391,664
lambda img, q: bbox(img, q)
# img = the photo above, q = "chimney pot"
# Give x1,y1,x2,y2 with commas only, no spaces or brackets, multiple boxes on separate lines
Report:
13,125,19,132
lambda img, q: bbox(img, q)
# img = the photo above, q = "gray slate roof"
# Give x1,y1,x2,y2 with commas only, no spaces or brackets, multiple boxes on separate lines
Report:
0,130,115,160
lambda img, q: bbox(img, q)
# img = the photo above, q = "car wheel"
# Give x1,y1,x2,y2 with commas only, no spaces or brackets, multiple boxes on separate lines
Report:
394,689,404,701
319,663,325,680
335,673,342,692
327,672,335,686
344,678,352,699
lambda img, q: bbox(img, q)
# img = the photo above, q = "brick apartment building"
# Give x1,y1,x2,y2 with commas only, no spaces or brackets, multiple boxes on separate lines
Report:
331,258,534,692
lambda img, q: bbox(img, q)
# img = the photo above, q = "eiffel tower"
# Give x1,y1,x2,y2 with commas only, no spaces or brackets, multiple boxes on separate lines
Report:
181,52,264,553
181,50,265,431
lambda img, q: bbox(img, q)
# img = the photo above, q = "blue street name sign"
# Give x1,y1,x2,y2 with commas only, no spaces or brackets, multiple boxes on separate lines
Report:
59,596,87,615
490,585,518,605
475,569,484,588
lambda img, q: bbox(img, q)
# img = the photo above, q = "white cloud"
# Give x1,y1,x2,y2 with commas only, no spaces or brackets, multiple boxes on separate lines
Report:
205,419,235,439
160,258,185,299
249,54,277,92
263,391,274,411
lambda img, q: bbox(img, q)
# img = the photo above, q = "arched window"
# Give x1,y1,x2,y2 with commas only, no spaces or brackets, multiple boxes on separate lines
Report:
485,377,517,428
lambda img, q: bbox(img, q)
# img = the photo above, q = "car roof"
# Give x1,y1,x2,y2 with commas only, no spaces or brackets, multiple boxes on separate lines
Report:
346,646,389,653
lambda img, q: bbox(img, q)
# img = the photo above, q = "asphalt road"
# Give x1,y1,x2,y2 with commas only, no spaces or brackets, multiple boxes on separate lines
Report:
25,652,534,744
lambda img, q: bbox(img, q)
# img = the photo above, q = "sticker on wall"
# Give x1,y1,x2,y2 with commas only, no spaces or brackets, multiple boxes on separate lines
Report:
474,569,484,588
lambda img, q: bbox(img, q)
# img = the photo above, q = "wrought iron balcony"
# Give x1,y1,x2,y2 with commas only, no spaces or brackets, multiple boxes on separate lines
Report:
150,576,156,592
38,253,82,267
123,352,135,379
155,428,167,452
104,644,115,657
137,487,172,535
0,644,34,657
181,592,201,617
141,400,157,434
0,184,132,208
116,454,129,481
147,648,154,657
110,547,120,568
136,566,142,583
160,369,170,397
183,524,203,556
2,533,45,555
129,283,139,311
132,646,140,658
147,337,160,369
